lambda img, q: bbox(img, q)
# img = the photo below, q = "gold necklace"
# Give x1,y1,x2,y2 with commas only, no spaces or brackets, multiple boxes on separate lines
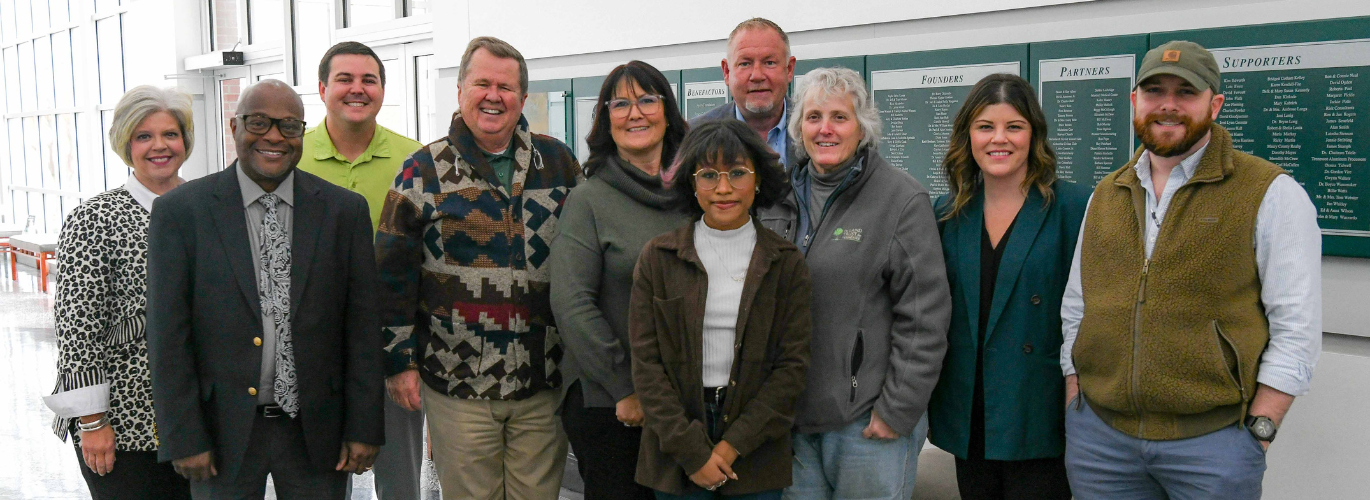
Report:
702,228,748,283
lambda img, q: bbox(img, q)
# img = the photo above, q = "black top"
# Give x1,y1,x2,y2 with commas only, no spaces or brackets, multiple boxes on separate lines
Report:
969,214,1016,460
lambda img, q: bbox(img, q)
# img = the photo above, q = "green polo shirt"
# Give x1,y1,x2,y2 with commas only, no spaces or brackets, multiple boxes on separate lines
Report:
483,140,517,190
298,120,424,233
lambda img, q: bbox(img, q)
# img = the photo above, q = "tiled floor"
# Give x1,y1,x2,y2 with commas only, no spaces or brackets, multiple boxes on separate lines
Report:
0,264,961,500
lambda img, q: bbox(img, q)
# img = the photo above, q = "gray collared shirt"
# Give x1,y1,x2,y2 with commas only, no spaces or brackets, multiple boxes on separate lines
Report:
236,165,295,405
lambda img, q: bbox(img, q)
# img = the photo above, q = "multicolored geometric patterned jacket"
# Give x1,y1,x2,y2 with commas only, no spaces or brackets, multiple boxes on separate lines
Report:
375,111,581,400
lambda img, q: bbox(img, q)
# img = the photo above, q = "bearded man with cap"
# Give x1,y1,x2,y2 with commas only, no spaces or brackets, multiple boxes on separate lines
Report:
1058,40,1322,499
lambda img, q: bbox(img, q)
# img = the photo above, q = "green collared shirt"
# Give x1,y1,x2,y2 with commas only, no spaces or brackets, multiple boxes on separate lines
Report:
298,119,424,233
483,139,517,190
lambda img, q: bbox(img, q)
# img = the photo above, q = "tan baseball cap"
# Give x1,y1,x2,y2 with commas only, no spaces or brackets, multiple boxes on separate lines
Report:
1136,40,1222,93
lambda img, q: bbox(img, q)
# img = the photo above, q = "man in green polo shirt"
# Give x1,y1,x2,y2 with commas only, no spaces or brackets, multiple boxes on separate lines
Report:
298,41,424,500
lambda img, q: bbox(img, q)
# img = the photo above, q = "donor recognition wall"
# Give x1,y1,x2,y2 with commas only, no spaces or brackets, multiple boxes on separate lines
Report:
531,16,1370,257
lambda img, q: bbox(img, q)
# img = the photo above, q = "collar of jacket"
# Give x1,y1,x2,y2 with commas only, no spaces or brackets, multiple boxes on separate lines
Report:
654,216,786,274
444,110,540,190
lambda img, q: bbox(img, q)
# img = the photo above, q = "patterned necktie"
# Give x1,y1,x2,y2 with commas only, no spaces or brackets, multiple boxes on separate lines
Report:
257,193,298,418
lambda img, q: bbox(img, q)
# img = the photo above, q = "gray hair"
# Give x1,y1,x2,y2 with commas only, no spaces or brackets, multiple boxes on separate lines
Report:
788,67,882,161
728,17,790,59
109,85,195,167
459,36,529,94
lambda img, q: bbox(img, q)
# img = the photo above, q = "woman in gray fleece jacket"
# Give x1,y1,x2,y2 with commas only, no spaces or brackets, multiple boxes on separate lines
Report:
758,67,951,500
548,60,693,500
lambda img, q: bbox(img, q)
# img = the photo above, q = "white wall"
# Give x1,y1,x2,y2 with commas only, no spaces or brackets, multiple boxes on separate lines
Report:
428,0,1370,497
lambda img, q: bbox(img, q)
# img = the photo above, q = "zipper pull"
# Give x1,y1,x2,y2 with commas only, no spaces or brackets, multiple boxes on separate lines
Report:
802,233,811,247
850,377,858,402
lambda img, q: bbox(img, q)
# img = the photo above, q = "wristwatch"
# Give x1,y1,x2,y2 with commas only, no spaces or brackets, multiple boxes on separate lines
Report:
1245,415,1278,443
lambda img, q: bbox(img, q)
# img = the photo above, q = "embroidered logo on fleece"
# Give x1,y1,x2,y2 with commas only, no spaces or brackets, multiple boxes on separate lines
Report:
832,227,862,242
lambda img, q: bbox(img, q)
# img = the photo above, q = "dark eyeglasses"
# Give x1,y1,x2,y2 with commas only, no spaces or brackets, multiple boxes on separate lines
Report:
237,114,307,138
693,167,756,191
604,94,664,118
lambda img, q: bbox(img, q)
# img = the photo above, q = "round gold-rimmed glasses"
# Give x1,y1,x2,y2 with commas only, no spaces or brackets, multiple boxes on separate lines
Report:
693,166,756,191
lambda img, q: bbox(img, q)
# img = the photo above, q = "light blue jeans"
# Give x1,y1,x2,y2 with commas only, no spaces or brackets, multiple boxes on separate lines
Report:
783,412,930,500
1064,396,1267,500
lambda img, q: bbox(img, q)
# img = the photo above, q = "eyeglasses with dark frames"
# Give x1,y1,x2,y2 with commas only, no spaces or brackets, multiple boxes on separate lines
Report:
604,94,665,118
237,114,307,138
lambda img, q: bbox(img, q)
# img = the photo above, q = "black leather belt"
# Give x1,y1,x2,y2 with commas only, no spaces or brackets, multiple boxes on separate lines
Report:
258,404,288,418
704,387,727,407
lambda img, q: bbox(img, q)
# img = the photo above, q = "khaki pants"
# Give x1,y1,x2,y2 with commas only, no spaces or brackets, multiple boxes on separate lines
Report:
423,385,568,500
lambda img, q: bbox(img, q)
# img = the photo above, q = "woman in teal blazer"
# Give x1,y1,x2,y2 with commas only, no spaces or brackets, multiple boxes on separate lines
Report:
927,74,1089,500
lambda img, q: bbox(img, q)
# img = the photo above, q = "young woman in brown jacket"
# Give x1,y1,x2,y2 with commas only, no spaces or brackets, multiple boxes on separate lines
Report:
629,120,813,499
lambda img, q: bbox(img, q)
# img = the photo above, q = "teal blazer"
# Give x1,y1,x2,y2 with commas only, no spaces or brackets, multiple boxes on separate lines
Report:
927,179,1089,461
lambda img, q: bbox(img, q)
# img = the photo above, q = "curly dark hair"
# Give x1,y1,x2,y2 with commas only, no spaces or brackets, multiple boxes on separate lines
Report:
669,120,791,217
940,73,1057,221
583,61,689,177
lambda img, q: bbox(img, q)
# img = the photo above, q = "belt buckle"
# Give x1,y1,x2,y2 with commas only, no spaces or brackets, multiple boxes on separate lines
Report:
260,404,286,418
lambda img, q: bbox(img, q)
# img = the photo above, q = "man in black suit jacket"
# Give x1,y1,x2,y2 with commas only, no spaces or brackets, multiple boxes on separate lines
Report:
146,80,384,499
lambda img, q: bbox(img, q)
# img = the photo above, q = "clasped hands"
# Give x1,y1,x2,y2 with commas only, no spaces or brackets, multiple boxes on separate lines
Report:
689,440,740,491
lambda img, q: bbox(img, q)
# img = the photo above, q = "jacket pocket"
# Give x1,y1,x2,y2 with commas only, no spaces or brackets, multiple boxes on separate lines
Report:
1213,320,1246,401
103,314,146,346
848,330,865,403
652,296,687,363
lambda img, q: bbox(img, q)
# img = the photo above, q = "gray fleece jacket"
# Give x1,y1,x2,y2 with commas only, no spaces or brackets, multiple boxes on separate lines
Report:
758,148,951,436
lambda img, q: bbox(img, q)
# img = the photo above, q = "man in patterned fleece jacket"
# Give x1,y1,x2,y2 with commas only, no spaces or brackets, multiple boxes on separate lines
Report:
373,36,581,499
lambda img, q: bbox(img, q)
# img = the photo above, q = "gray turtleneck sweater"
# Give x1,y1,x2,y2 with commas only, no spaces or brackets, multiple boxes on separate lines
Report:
808,157,856,230
550,156,694,407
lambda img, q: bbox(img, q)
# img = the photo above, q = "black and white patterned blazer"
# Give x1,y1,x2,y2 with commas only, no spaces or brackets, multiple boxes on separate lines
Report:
49,188,159,451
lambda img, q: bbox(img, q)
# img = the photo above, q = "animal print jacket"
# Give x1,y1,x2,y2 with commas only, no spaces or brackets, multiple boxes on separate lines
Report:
49,188,159,451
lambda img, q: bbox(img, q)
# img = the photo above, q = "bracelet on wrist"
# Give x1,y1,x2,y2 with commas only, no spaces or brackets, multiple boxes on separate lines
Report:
77,416,109,433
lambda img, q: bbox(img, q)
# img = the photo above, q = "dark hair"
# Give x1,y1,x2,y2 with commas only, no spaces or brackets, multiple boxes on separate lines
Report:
941,73,1057,220
669,120,790,216
584,61,689,177
318,41,386,87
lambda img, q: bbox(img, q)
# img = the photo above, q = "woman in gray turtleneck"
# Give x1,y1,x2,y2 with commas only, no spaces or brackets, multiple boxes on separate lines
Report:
548,60,692,500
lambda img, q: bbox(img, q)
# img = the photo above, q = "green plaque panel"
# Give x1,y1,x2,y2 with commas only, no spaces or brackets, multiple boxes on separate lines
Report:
681,67,728,120
1154,17,1370,258
571,76,606,163
527,79,572,146
664,70,682,107
866,44,1029,197
1031,35,1148,187
794,56,867,95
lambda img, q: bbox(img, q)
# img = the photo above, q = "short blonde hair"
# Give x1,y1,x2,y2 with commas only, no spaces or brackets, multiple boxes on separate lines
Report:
109,85,194,167
788,67,882,162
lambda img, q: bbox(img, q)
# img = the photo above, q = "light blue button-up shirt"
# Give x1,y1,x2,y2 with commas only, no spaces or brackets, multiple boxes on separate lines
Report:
1060,142,1323,397
735,102,790,171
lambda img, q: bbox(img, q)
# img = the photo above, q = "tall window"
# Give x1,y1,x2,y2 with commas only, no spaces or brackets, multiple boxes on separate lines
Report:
293,0,334,87
0,1,133,232
211,0,244,50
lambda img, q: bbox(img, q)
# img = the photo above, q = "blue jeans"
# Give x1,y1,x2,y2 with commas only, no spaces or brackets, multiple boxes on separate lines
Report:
1064,396,1267,500
784,412,929,500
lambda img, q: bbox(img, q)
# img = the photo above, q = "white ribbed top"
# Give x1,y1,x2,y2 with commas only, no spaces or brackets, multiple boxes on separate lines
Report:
694,218,757,387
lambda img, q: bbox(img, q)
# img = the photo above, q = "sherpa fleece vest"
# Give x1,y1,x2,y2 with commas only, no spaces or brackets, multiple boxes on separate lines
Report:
1074,124,1285,440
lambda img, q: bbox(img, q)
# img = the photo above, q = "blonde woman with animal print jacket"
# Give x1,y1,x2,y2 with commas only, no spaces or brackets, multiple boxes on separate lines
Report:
42,86,194,499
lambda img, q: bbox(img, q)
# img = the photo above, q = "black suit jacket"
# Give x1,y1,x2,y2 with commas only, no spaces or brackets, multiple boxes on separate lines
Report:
146,165,384,480
690,100,797,171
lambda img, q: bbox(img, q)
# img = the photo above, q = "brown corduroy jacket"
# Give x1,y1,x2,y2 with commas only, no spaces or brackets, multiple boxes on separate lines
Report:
630,218,812,495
